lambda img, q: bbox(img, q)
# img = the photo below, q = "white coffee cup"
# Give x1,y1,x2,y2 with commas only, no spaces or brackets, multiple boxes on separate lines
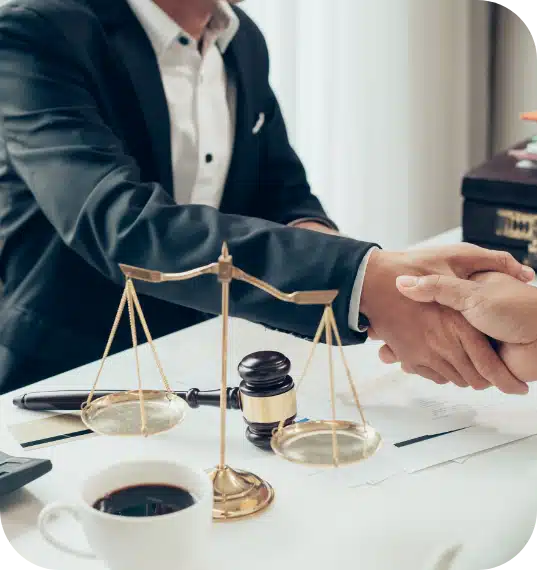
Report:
38,460,213,570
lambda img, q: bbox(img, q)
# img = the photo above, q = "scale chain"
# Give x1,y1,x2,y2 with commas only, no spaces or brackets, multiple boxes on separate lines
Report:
325,307,340,466
129,283,172,393
86,283,129,408
126,279,148,435
327,306,367,427
275,306,328,434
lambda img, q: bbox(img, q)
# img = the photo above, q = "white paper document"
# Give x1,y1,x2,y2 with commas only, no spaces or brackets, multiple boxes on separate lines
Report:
337,369,537,473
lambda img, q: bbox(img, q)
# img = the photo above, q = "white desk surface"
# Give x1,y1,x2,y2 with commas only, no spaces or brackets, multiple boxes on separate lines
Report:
2,227,537,570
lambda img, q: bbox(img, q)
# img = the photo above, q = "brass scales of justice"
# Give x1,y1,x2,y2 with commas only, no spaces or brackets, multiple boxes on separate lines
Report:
80,244,382,521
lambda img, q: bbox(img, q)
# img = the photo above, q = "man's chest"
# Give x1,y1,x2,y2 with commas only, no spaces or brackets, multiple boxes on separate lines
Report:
78,22,266,215
158,43,235,207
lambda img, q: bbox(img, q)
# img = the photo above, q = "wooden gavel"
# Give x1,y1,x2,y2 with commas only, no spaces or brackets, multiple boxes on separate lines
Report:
13,351,297,451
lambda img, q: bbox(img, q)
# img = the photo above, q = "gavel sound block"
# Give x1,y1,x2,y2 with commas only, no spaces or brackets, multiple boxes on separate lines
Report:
236,351,297,451
190,351,299,450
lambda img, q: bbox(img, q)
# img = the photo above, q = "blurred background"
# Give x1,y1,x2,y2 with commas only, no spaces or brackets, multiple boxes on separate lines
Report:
243,0,537,249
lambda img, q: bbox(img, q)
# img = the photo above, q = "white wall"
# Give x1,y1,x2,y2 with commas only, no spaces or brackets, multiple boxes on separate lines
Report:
244,0,489,249
493,5,537,152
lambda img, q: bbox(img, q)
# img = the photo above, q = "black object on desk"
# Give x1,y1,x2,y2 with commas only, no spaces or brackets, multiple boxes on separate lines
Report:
237,351,297,451
13,388,241,412
462,139,537,268
0,450,52,496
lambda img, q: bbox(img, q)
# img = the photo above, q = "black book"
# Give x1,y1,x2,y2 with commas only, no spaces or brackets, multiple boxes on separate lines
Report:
461,139,537,267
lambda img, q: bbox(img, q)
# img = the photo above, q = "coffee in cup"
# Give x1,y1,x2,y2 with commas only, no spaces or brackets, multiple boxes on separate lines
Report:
38,460,213,570
92,483,196,517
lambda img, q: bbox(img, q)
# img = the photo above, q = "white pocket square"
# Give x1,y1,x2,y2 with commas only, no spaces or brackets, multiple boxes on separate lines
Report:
252,113,265,135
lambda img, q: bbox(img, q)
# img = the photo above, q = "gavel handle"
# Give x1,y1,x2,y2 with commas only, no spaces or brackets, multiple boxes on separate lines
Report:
13,388,242,412
183,388,241,410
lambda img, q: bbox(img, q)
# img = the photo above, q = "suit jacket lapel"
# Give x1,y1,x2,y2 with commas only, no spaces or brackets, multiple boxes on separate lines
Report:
220,34,254,215
85,0,174,196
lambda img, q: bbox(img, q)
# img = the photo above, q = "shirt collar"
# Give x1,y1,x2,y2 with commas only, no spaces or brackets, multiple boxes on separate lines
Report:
210,1,239,54
126,0,239,59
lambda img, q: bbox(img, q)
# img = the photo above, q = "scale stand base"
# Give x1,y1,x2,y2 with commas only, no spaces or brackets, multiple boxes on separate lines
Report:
208,465,274,522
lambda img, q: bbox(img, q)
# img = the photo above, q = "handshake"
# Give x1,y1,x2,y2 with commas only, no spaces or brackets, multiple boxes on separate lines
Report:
360,244,537,395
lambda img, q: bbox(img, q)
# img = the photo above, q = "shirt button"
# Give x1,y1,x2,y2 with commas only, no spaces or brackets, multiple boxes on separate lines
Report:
178,36,190,46
205,153,213,163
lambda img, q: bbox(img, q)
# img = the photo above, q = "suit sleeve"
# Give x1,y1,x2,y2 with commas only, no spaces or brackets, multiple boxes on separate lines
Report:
0,5,370,344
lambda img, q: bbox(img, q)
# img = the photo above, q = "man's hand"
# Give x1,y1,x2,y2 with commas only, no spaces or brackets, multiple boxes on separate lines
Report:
361,245,534,394
394,271,537,382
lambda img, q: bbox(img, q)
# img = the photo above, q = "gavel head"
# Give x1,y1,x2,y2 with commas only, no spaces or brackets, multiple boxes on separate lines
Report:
237,351,297,451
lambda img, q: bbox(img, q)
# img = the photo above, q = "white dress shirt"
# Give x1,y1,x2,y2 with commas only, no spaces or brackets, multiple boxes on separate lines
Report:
126,0,238,207
125,0,372,333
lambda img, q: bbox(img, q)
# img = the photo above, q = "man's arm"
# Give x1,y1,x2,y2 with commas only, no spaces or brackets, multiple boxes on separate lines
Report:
1,6,533,394
0,5,370,344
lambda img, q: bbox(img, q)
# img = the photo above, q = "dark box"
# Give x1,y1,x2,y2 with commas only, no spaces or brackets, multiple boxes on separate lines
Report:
462,139,537,267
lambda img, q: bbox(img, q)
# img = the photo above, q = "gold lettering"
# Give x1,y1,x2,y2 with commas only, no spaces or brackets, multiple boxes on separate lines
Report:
495,209,537,241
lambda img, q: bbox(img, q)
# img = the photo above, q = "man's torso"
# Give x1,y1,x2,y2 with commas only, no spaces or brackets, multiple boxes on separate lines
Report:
0,0,270,389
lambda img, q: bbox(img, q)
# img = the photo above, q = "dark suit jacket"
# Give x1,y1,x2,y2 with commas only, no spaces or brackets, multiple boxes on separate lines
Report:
0,0,373,392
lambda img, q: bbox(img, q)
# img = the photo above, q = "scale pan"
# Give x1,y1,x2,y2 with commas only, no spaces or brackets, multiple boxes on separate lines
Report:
271,420,381,467
80,390,187,437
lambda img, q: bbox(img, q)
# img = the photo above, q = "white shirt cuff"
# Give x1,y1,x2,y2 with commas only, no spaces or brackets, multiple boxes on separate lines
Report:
348,247,379,332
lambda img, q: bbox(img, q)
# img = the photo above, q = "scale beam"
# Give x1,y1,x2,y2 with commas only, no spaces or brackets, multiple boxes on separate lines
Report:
119,263,218,282
233,268,338,305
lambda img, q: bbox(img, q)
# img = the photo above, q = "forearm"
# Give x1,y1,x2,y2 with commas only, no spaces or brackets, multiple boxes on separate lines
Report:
66,187,370,341
6,141,371,342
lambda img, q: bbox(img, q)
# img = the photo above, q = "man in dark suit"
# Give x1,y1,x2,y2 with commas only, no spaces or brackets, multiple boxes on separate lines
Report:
0,0,532,394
